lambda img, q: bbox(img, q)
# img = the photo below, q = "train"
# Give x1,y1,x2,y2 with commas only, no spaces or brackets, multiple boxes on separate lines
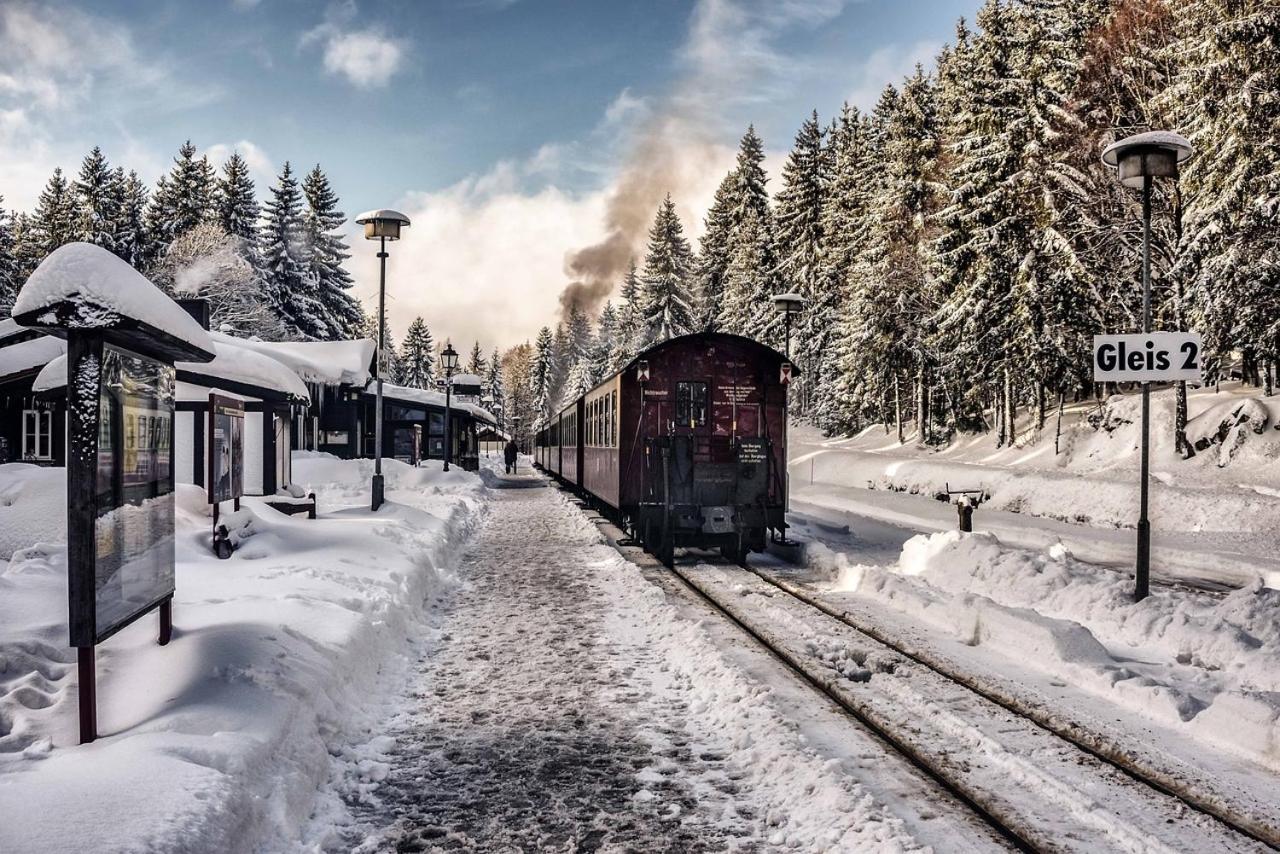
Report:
534,332,795,566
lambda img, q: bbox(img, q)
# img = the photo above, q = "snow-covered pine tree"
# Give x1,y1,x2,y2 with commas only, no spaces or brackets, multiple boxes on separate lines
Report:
549,323,570,411
640,195,695,344
532,326,555,425
485,348,506,427
467,341,486,376
260,162,324,339
34,167,78,257
719,208,774,344
717,126,778,336
1162,0,1280,393
9,213,43,284
612,261,643,368
592,301,619,383
216,153,260,243
0,197,16,314
302,164,364,339
114,170,151,269
147,141,213,257
400,317,436,389
565,303,593,372
359,309,403,383
73,147,121,252
813,103,876,434
694,171,736,331
773,110,828,411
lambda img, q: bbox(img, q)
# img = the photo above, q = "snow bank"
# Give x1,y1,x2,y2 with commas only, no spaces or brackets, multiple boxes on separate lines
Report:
13,242,214,357
0,456,487,853
0,464,66,559
829,530,1280,772
222,334,374,387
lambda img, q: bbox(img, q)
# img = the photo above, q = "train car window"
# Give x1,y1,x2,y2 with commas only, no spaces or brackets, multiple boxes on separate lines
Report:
675,382,709,428
611,390,617,446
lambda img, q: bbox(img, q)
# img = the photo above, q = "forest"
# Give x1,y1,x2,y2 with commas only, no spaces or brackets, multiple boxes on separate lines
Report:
522,0,1279,451
0,0,1275,451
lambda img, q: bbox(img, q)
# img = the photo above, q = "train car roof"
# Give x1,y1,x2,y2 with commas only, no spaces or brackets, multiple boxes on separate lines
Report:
548,332,798,423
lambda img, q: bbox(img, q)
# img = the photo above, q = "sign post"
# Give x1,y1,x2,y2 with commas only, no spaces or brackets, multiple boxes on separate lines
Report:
1093,331,1202,601
12,243,215,744
208,393,245,559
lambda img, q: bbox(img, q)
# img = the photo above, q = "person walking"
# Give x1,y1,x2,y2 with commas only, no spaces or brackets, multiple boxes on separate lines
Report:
503,438,518,475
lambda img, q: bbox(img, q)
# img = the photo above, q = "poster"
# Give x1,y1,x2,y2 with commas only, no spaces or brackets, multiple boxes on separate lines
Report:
92,344,176,641
208,394,244,504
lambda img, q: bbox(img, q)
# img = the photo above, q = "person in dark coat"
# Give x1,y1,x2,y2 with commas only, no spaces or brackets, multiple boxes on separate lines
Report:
503,439,518,474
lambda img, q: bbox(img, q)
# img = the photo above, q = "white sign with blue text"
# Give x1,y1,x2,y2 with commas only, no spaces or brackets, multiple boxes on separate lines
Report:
1093,332,1202,383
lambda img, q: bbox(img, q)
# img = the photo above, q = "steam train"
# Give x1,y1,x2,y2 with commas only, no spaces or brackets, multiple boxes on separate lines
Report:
534,332,794,566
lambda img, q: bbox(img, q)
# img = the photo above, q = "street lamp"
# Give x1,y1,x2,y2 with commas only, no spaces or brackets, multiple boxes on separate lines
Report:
440,341,460,472
1101,130,1193,602
354,209,411,512
773,292,805,359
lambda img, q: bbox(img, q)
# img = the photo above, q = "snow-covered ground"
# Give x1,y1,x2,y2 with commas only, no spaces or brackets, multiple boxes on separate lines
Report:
780,387,1280,841
0,454,485,853
790,383,1280,589
305,478,967,851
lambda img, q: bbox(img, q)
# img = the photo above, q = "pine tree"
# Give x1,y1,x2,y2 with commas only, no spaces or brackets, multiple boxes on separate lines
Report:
612,261,643,367
10,213,43,284
216,153,260,243
114,170,151,269
34,167,78,257
400,317,436,389
591,301,619,383
774,111,828,410
0,197,16,314
260,162,323,338
147,141,213,256
694,171,737,331
640,195,695,343
485,348,506,427
302,164,363,339
73,146,120,252
715,126,778,335
467,340,486,376
532,326,555,424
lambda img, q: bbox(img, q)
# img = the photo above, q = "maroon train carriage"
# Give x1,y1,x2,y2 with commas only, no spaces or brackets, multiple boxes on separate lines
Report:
535,332,794,566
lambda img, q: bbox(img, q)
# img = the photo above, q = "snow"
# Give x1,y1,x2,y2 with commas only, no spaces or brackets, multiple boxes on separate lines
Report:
32,337,310,401
12,243,214,358
790,384,1280,589
370,381,498,424
0,454,486,853
220,333,374,387
0,334,66,381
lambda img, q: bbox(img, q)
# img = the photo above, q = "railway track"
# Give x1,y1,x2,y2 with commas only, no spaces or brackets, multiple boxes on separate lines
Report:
654,551,1276,853
601,527,1269,854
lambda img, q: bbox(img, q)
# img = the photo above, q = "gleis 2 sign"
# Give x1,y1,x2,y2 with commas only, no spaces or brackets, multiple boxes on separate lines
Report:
1093,332,1202,383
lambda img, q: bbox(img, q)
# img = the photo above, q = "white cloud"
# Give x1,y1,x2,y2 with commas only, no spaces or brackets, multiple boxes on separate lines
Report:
322,29,405,88
302,4,407,89
845,40,941,111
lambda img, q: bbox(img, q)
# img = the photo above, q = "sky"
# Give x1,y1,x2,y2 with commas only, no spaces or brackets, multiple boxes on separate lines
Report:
0,0,981,354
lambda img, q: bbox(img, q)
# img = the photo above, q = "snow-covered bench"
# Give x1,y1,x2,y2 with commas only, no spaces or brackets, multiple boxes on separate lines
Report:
264,484,317,519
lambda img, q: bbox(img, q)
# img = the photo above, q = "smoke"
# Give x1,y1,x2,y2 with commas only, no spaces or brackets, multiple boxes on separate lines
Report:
557,0,848,319
173,254,223,295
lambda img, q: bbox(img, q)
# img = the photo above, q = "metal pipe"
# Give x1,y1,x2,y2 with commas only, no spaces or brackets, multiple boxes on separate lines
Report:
1136,174,1152,601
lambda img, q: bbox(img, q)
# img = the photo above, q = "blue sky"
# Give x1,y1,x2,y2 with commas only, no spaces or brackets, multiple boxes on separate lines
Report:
0,0,981,351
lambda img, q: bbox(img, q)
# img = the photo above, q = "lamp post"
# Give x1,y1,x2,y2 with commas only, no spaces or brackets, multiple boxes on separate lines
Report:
440,341,459,472
773,292,805,360
1101,130,1193,602
354,209,411,512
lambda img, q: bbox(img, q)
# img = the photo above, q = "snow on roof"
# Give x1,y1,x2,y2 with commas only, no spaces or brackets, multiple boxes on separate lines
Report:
216,332,375,387
34,337,310,400
0,335,66,381
12,242,214,359
370,381,497,424
0,319,28,343
451,373,483,387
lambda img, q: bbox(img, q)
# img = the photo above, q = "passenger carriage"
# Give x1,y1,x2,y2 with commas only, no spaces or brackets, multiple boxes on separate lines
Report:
535,332,794,566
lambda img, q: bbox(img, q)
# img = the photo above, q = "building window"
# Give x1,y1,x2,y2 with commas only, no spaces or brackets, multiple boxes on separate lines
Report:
675,382,708,429
22,409,53,461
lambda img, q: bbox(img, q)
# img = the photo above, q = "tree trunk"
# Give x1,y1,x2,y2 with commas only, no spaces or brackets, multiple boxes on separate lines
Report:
1175,380,1193,458
1265,360,1275,398
1054,388,1066,455
1003,367,1015,446
894,374,903,444
1036,384,1046,432
916,363,929,444
995,383,1006,448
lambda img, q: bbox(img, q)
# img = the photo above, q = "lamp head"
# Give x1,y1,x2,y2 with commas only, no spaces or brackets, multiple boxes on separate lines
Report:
355,209,411,241
773,291,806,315
440,341,460,373
1101,131,1193,188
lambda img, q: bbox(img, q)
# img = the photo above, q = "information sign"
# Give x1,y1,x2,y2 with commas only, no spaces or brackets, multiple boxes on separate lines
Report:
1092,332,1202,383
207,394,244,504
